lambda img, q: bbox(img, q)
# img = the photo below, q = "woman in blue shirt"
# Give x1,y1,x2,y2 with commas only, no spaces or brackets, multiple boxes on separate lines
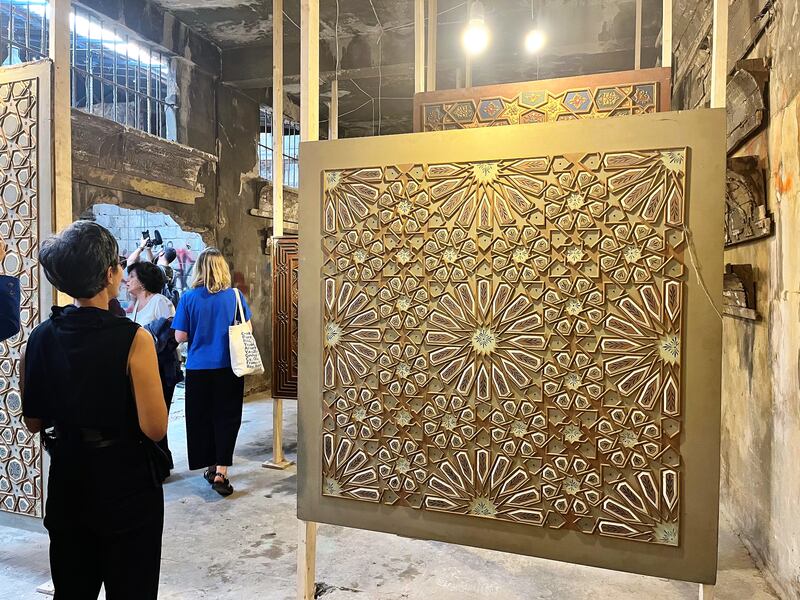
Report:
173,248,252,496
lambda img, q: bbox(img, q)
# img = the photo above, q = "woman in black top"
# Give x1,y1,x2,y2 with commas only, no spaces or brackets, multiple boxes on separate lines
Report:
22,221,167,600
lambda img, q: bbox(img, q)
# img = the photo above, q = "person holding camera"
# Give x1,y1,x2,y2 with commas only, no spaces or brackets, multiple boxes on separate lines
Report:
21,221,167,599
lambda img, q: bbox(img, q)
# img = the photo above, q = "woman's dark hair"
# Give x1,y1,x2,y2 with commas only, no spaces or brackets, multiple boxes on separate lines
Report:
162,248,177,264
127,261,166,294
39,221,119,299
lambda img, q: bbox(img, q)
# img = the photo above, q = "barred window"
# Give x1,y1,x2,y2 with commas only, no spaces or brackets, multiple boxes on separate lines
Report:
259,106,300,189
0,0,175,139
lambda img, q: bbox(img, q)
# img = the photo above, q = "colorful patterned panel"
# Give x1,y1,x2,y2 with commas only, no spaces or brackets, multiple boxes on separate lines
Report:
0,61,52,518
319,149,688,546
414,68,671,132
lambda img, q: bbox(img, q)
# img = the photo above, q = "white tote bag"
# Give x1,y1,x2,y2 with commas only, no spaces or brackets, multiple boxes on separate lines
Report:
229,288,265,377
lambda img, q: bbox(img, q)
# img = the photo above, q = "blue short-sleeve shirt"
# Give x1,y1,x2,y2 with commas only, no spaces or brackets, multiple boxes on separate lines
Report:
173,286,253,370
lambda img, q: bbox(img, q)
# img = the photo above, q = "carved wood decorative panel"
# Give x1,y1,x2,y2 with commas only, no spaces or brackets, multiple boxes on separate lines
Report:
272,235,299,399
413,68,671,132
0,60,53,518
299,112,724,584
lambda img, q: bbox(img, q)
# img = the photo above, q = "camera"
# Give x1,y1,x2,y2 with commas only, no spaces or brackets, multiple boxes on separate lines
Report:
141,229,164,248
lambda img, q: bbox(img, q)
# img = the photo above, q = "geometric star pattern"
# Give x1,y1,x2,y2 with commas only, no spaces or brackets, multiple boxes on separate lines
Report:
0,75,43,517
421,82,662,132
321,148,687,546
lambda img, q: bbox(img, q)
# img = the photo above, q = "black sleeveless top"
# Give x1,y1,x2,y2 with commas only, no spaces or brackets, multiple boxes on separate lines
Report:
22,305,140,436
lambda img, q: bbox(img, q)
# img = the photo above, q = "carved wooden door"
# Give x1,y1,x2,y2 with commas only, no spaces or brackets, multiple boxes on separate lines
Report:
0,60,53,517
272,236,299,399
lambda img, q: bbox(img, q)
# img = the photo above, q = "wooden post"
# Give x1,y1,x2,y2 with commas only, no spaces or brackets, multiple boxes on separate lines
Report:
300,0,319,142
710,0,728,109
329,79,338,140
272,0,284,238
414,0,425,94
426,0,437,92
297,520,318,600
699,584,715,600
263,396,293,469
634,0,643,70
50,0,71,234
465,55,472,88
298,3,320,598
662,0,673,68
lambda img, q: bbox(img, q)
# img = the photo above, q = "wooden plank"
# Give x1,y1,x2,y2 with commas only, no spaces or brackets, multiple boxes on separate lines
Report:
301,0,320,142
50,0,71,233
710,0,729,108
699,584,715,600
273,0,285,237
662,0,673,68
415,0,425,93
635,0,643,69
329,79,339,140
427,0,438,92
71,111,217,204
297,520,318,600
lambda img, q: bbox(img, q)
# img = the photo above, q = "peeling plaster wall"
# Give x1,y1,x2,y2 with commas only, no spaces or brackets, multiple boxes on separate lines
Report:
68,0,273,393
676,2,800,598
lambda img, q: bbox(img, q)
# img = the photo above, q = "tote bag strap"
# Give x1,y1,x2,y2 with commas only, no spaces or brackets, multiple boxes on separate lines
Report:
232,288,246,324
131,299,140,323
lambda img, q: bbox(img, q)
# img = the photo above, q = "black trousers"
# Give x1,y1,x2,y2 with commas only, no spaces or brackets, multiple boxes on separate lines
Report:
45,442,164,600
185,368,244,470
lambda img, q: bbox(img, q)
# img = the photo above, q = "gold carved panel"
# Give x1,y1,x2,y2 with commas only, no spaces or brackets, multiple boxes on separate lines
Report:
299,111,724,584
0,60,53,518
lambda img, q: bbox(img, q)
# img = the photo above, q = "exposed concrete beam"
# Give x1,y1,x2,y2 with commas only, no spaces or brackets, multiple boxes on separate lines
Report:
223,34,660,89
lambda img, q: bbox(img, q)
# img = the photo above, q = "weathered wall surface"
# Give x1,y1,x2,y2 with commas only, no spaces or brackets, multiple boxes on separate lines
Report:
67,0,274,392
676,1,800,598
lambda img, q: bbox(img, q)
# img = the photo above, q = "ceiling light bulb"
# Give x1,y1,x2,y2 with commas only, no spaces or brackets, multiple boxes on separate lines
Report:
525,29,546,53
462,18,489,56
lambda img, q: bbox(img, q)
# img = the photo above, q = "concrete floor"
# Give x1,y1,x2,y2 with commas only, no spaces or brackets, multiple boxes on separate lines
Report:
0,389,779,600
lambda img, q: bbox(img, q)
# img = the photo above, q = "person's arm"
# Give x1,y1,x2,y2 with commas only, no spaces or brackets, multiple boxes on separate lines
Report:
126,238,154,267
128,328,167,441
172,294,189,344
19,348,43,434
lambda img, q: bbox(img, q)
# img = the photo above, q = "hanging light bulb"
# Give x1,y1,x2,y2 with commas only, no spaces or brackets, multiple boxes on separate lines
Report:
462,1,489,56
525,29,546,54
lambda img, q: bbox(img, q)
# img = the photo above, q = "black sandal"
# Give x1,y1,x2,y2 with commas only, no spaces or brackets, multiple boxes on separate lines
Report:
212,473,234,497
203,468,217,485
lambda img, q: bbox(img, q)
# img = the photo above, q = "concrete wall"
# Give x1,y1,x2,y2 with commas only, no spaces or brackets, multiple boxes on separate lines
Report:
675,2,800,598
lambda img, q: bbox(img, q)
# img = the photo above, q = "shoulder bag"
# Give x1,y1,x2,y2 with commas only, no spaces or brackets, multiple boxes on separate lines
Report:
229,288,265,377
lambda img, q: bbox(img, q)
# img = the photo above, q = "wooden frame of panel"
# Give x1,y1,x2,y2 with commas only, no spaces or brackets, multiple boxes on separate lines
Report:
272,235,299,400
298,109,724,584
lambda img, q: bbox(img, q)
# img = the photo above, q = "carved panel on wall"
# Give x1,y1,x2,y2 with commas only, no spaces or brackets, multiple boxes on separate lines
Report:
727,59,769,155
413,68,672,132
723,264,758,320
725,156,771,246
0,61,52,517
320,148,689,546
272,236,299,399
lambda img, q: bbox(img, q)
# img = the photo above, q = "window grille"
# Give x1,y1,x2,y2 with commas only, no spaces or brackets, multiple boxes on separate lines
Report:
259,106,300,189
0,0,175,139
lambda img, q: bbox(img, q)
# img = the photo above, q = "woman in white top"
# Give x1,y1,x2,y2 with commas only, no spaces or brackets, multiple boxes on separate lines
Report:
126,261,175,326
